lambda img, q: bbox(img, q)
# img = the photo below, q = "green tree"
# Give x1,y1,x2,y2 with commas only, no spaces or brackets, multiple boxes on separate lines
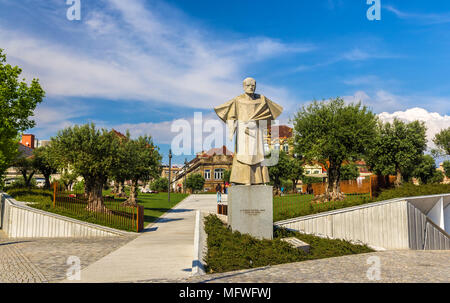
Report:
59,170,79,191
429,170,444,184
223,169,231,183
340,163,360,181
293,98,377,199
301,176,324,184
268,151,291,194
33,146,58,189
366,119,427,187
0,49,45,182
12,156,35,188
72,179,85,192
443,161,450,178
150,177,169,192
413,155,438,184
286,157,304,193
51,123,120,211
186,173,205,193
121,136,162,205
109,131,130,198
433,127,450,156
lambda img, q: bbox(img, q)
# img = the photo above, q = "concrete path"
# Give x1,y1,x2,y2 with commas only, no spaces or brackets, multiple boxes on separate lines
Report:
66,194,220,283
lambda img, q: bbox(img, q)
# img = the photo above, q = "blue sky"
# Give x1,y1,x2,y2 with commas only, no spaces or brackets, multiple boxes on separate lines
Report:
0,0,449,164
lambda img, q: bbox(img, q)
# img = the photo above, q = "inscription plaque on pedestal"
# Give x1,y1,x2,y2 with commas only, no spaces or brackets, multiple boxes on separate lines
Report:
228,185,273,240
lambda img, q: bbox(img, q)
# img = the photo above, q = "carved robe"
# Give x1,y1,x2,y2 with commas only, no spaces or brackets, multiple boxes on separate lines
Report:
214,93,283,185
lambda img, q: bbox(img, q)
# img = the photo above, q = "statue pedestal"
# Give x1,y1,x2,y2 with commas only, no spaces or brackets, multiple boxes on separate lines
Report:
228,185,273,240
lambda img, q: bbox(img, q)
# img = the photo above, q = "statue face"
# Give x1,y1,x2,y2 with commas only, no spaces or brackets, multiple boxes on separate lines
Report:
243,78,256,94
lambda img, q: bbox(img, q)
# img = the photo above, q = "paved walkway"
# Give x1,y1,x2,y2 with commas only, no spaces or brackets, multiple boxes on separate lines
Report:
2,194,449,283
185,250,450,283
66,194,219,282
0,230,137,283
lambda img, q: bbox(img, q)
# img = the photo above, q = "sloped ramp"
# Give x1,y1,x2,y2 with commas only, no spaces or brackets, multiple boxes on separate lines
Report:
407,202,450,250
275,194,450,250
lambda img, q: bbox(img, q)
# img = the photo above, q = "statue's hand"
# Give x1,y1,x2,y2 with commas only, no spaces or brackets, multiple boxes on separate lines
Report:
244,128,257,138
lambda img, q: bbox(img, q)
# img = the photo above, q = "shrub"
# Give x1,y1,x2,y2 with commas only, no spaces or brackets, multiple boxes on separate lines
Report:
375,183,450,201
341,163,360,180
6,188,53,204
150,177,169,192
301,176,323,184
428,170,444,184
73,180,85,192
443,161,450,178
7,176,37,190
186,173,205,193
204,214,373,274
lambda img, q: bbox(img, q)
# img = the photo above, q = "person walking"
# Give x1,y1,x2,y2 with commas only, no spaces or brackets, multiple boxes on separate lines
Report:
216,183,222,203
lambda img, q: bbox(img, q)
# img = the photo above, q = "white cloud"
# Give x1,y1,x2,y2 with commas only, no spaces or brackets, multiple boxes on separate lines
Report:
378,108,450,149
0,0,312,110
343,90,450,114
385,5,450,24
31,100,90,139
111,112,235,157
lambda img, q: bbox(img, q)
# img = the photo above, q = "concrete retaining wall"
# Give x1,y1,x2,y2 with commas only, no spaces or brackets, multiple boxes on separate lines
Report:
0,192,133,238
275,194,450,251
191,211,207,276
407,202,450,250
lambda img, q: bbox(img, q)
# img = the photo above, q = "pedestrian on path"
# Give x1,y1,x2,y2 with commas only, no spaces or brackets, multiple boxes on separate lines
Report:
216,183,222,203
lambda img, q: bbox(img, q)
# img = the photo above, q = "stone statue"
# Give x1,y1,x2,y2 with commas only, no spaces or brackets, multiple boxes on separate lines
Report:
214,77,283,185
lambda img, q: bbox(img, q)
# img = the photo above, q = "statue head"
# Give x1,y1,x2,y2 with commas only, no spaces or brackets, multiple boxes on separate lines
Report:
243,77,256,95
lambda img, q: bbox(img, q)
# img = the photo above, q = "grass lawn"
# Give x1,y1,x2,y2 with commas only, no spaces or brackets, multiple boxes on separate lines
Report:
5,188,188,231
137,192,189,226
204,214,373,274
273,193,370,222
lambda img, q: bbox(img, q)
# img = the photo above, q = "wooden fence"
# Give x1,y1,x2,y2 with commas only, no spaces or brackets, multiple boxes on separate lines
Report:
53,183,144,232
302,175,396,198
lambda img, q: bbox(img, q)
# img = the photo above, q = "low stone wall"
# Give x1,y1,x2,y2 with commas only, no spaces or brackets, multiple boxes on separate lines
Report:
0,192,134,238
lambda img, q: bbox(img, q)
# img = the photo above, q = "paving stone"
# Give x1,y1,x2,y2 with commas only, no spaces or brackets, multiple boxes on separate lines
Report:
0,234,137,283
183,250,450,283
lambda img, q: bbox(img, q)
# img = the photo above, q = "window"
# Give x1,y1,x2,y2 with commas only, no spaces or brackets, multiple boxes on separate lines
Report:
283,144,289,153
214,168,224,180
204,169,211,180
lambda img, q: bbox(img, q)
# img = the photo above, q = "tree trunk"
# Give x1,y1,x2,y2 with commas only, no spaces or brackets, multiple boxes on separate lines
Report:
44,174,51,189
23,171,35,187
86,178,109,212
111,181,119,194
323,162,344,202
116,181,128,198
326,164,337,195
123,179,139,206
395,169,403,188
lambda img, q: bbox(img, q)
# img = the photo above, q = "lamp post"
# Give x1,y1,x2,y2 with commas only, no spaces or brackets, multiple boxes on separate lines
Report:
168,149,172,202
183,158,188,194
